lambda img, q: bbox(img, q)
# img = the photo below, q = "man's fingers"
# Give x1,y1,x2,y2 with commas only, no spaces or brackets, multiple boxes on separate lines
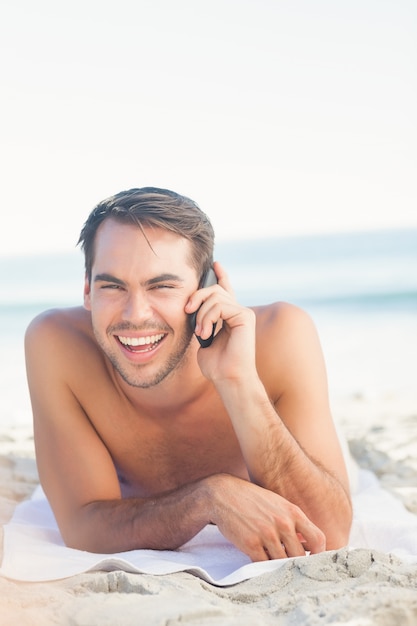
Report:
212,261,235,296
297,520,326,554
266,513,325,559
210,476,327,562
244,524,309,561
277,534,307,558
243,537,288,562
249,534,306,561
264,540,298,560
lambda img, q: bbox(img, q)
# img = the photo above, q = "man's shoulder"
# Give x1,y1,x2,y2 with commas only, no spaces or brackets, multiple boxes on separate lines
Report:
25,306,92,344
252,301,314,334
252,302,320,392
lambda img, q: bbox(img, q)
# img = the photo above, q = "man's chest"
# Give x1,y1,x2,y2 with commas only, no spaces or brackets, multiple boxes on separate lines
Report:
86,394,248,497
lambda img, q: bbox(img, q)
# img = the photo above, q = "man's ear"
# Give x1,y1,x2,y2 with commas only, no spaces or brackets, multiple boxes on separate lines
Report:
83,275,92,310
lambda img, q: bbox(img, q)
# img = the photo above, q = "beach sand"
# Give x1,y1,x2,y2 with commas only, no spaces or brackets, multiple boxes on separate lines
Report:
1,392,417,625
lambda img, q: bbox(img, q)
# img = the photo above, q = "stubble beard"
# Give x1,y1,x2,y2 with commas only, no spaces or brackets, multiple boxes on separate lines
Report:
93,321,195,389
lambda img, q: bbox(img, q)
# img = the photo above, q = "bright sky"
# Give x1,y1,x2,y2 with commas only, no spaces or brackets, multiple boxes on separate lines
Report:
1,0,416,257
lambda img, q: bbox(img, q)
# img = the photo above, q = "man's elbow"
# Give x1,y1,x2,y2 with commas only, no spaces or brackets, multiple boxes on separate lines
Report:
60,523,109,554
326,502,353,551
57,504,116,554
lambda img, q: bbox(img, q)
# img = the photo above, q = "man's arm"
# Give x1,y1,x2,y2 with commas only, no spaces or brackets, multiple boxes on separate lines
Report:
191,264,352,550
25,310,209,552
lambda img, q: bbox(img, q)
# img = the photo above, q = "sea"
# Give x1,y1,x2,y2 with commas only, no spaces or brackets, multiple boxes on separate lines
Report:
1,228,416,430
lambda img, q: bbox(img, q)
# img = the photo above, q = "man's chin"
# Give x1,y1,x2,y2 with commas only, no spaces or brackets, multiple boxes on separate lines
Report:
99,329,194,389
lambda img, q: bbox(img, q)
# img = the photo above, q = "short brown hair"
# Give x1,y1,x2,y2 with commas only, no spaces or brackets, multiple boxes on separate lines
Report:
78,187,215,282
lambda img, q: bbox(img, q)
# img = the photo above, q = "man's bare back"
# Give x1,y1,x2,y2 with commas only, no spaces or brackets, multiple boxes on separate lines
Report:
25,187,352,561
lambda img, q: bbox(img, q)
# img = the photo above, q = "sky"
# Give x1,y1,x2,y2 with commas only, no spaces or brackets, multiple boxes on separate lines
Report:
1,0,416,257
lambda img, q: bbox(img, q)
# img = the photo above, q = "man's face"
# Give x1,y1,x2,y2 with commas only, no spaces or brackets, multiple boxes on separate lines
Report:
84,219,199,388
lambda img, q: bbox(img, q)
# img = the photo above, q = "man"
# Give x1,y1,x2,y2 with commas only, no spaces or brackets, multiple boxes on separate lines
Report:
25,187,352,561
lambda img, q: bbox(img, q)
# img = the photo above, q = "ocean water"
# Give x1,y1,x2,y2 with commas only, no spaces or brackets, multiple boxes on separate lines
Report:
1,228,416,429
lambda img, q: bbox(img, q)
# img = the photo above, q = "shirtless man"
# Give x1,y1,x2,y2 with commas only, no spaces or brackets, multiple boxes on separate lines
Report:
25,187,352,561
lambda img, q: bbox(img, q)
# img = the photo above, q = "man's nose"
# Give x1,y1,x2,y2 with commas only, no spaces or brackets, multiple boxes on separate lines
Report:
122,290,153,322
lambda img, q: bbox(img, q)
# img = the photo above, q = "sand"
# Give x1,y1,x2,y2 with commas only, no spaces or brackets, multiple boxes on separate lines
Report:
1,393,417,625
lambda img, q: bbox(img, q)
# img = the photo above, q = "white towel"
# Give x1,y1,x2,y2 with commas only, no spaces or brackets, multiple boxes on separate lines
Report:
1,468,416,586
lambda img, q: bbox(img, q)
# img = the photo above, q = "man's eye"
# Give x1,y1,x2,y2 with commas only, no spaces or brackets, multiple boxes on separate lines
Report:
101,284,122,290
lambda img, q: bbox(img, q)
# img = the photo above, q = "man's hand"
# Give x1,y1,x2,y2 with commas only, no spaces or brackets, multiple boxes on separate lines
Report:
185,261,257,384
205,474,326,560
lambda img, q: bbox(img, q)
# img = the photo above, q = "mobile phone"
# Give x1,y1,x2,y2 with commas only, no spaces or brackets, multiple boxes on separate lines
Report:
190,267,217,348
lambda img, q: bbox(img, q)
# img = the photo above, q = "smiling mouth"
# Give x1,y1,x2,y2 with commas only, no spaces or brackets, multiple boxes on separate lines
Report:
117,333,165,352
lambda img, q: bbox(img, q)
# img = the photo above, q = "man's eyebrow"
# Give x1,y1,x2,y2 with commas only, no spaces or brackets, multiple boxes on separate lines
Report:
94,273,126,286
146,273,184,286
93,273,184,286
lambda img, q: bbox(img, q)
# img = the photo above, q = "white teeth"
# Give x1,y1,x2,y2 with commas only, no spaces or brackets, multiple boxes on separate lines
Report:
118,334,164,346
